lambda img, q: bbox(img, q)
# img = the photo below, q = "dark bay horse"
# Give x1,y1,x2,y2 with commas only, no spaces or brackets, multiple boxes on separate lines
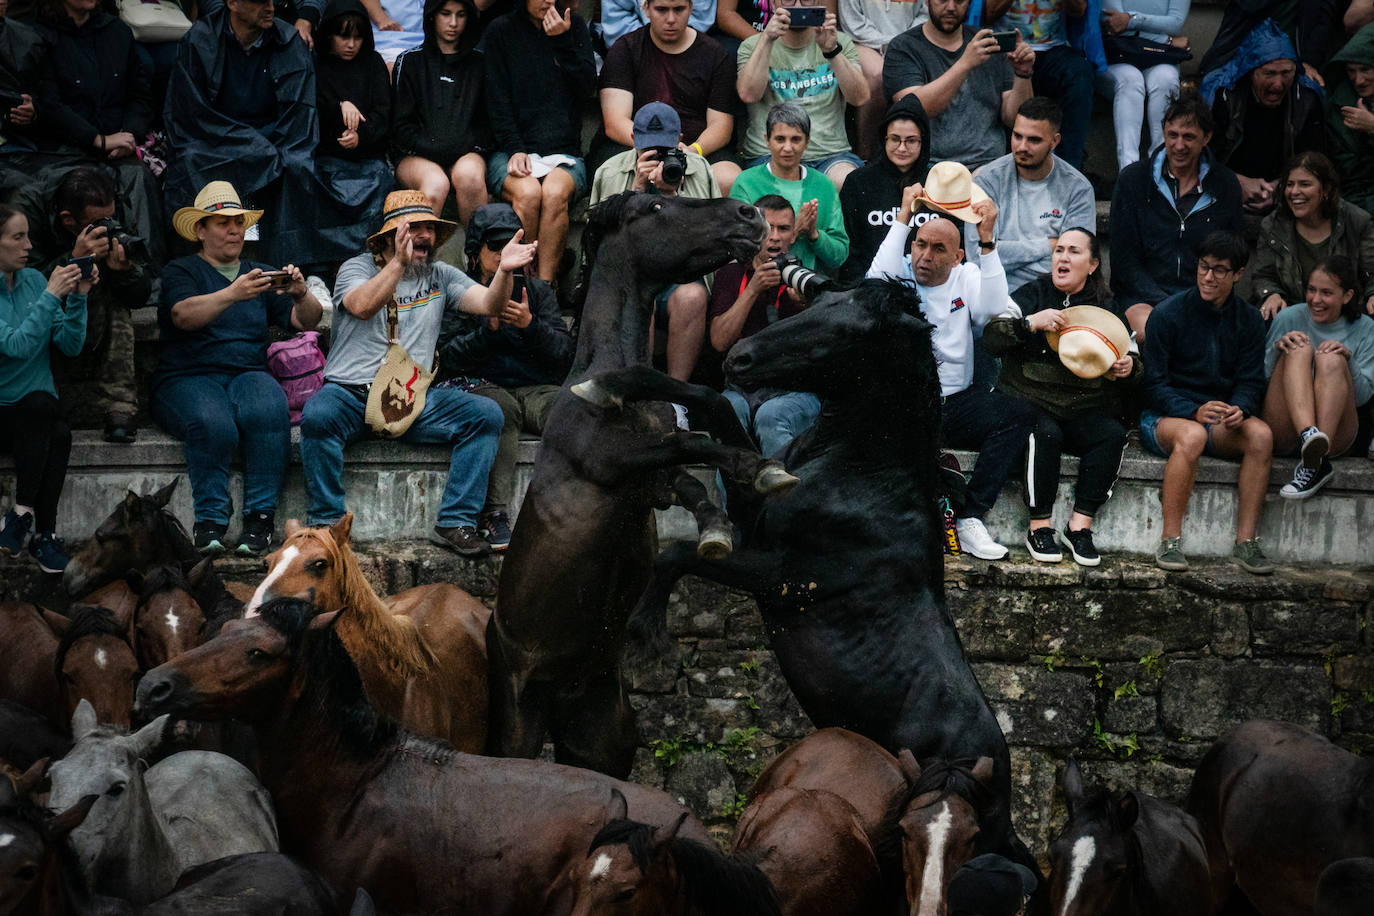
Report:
625,279,1038,879
488,193,796,777
0,761,96,916
1188,719,1374,915
135,597,718,914
62,482,189,599
126,565,207,670
1051,759,1210,916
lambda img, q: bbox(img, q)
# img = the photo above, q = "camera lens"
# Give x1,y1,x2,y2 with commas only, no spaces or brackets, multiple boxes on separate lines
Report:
659,149,687,186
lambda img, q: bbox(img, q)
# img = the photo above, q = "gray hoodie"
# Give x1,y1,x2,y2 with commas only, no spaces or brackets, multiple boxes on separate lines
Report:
838,0,927,52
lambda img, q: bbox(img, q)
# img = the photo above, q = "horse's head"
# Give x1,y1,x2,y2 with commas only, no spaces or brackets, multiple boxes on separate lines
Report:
53,606,139,731
0,761,94,916
1049,760,1139,916
126,563,207,670
246,516,354,617
566,790,688,916
63,481,184,598
725,280,935,399
890,753,995,916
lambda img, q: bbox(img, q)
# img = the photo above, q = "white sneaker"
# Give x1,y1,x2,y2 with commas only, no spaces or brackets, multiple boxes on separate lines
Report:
956,517,1009,561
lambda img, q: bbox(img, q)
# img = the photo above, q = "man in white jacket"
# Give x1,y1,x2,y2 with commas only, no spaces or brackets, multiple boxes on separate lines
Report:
868,161,1035,559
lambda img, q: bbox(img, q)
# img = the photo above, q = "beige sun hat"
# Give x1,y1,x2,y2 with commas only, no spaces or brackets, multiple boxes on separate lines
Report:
1047,306,1133,379
367,190,457,248
918,161,992,224
172,181,264,242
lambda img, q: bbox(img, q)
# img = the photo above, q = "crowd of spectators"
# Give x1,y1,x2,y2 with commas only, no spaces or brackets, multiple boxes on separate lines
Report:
1,0,1373,578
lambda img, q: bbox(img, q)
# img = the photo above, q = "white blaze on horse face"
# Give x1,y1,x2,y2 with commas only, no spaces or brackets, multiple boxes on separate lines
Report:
94,647,108,670
0,833,14,847
165,607,179,636
915,801,953,916
1059,835,1096,916
589,852,612,882
246,545,298,617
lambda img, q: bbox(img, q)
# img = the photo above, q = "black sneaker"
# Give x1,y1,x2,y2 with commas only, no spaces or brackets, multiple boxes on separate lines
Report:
478,510,512,552
429,524,489,557
28,532,70,574
1279,459,1334,500
1298,426,1329,470
1059,526,1101,567
1025,527,1062,563
193,521,229,555
0,509,32,557
237,510,274,556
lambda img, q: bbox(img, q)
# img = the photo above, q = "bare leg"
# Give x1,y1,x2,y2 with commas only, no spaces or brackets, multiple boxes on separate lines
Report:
449,152,489,227
1125,303,1153,347
1314,351,1360,454
536,167,576,283
712,160,741,197
665,282,708,382
825,159,858,191
1067,510,1094,531
1261,351,1301,455
395,156,451,220
853,44,887,161
1279,346,1316,443
1153,418,1208,539
1210,417,1274,542
501,175,543,242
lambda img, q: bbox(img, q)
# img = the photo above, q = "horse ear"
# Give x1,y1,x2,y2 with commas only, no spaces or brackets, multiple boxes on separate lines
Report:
14,757,48,797
896,748,921,785
971,756,995,786
71,698,99,739
48,794,99,840
308,610,343,631
331,514,354,546
124,489,141,511
1061,759,1085,812
151,479,178,507
652,811,690,850
606,787,629,823
1116,792,1140,829
285,518,304,538
126,713,170,762
187,557,212,589
43,608,71,636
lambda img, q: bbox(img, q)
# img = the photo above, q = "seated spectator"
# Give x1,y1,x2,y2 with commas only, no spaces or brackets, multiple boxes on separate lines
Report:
1251,152,1374,320
12,166,149,443
708,194,819,455
0,203,90,573
314,0,393,256
1327,26,1374,233
730,102,849,273
483,0,597,284
392,0,489,227
1099,0,1189,171
601,0,716,50
300,191,535,556
983,228,1138,567
985,0,1101,170
737,0,869,189
966,96,1094,293
868,165,1036,560
597,0,739,193
1200,0,1342,86
837,0,927,158
1141,231,1275,575
0,0,46,190
437,203,574,550
1263,257,1374,499
883,0,1035,172
1201,20,1326,215
711,0,767,59
151,182,324,556
838,95,931,282
591,103,717,386
1110,93,1243,345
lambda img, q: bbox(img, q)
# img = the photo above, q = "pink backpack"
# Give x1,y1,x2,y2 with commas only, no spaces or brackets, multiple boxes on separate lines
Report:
266,331,326,425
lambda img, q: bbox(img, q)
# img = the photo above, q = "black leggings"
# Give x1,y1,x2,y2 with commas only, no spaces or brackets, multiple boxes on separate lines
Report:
0,391,71,533
1023,409,1127,520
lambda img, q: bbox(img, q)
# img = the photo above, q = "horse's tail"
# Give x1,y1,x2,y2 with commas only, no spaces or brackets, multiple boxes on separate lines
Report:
622,542,697,669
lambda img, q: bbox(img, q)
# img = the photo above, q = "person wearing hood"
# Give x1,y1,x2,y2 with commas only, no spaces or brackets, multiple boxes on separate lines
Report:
0,0,47,189
1326,23,1374,221
392,0,490,227
1201,18,1326,215
1199,0,1342,87
836,0,927,160
838,94,931,283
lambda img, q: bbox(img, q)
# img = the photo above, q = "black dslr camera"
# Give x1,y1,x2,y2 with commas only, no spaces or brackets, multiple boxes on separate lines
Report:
90,216,147,261
771,254,829,298
654,148,689,187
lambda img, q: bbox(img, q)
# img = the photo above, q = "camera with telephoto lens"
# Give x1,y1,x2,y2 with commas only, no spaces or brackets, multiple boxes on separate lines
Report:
771,254,829,298
89,216,147,261
654,148,688,186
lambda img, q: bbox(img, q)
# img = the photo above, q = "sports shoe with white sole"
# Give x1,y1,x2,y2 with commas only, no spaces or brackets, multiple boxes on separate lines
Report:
1024,527,1062,563
956,517,1008,561
1279,459,1334,500
1298,426,1329,469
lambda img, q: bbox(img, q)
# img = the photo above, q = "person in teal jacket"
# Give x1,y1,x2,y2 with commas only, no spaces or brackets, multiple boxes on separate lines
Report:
0,203,93,574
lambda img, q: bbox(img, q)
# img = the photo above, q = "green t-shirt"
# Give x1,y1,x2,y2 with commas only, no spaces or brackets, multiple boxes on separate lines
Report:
737,32,861,161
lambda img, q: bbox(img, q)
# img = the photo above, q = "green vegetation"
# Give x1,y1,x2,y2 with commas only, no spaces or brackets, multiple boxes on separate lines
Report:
1138,651,1165,679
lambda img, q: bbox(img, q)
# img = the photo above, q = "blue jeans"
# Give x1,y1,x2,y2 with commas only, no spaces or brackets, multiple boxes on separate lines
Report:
151,371,290,525
723,389,821,458
1032,44,1096,169
299,382,503,528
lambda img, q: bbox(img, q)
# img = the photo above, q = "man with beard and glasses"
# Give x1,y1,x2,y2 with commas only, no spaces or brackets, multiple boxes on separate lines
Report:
300,191,537,556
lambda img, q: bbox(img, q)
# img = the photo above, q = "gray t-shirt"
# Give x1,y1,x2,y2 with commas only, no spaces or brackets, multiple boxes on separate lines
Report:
882,25,1014,170
325,253,477,386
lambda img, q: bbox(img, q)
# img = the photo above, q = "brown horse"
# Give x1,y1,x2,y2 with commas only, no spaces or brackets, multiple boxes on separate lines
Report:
242,514,489,752
1189,719,1374,916
62,482,190,599
125,565,207,670
136,597,716,914
0,760,96,916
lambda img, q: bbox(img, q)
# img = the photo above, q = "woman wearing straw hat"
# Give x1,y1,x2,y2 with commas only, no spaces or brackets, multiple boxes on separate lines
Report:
150,181,323,556
983,227,1139,567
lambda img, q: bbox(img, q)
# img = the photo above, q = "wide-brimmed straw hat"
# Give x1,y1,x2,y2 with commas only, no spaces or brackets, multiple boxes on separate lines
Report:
918,161,991,224
368,190,457,248
1047,306,1132,379
172,181,264,242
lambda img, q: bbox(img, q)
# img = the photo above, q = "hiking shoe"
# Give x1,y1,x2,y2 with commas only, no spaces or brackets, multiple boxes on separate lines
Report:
1231,538,1276,575
28,532,69,574
478,510,512,552
1155,536,1188,571
1025,527,1062,563
955,517,1008,561
1298,426,1329,469
237,510,274,556
193,521,229,555
1060,526,1101,567
1279,459,1334,500
429,524,489,557
0,509,32,557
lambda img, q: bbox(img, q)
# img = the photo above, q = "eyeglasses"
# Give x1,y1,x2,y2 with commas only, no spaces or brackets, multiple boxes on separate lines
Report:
885,135,921,148
1197,261,1235,279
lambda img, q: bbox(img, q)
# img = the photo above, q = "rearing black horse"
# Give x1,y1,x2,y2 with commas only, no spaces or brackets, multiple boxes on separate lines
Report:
624,279,1039,880
487,193,796,777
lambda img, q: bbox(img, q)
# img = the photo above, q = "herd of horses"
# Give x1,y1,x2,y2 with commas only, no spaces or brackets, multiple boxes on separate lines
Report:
2,193,1372,915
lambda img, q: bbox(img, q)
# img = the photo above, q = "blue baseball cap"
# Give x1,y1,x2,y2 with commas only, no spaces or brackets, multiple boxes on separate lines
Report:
632,102,681,150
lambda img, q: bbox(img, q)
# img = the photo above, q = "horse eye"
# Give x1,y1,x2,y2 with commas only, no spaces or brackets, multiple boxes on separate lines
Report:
1105,862,1128,878
309,558,329,572
247,648,268,661
613,888,636,902
106,782,126,798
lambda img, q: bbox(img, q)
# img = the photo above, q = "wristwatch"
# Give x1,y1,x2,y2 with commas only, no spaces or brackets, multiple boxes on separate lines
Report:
822,44,842,59
978,239,996,251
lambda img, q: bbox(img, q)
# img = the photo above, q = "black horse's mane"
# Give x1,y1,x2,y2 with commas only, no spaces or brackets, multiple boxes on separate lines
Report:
133,563,190,607
567,191,638,316
122,492,196,560
54,605,127,681
588,818,781,916
875,758,995,866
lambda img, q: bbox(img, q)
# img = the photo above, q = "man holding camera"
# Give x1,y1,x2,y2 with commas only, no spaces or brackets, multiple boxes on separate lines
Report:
14,166,148,443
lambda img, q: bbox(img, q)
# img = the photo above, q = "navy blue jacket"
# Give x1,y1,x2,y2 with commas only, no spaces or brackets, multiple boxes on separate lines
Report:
438,276,573,389
482,8,596,156
1142,286,1267,418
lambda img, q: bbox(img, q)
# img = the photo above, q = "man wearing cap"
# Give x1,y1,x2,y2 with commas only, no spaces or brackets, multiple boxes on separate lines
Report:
591,102,717,391
300,191,537,556
868,163,1036,561
437,202,574,551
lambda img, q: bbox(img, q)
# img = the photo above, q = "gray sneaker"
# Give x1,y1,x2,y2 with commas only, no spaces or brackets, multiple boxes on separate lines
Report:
1231,538,1276,575
1155,536,1188,571
429,524,489,557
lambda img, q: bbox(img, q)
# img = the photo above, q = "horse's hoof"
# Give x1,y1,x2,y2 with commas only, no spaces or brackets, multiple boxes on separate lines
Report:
753,463,800,495
570,379,622,409
697,524,733,560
